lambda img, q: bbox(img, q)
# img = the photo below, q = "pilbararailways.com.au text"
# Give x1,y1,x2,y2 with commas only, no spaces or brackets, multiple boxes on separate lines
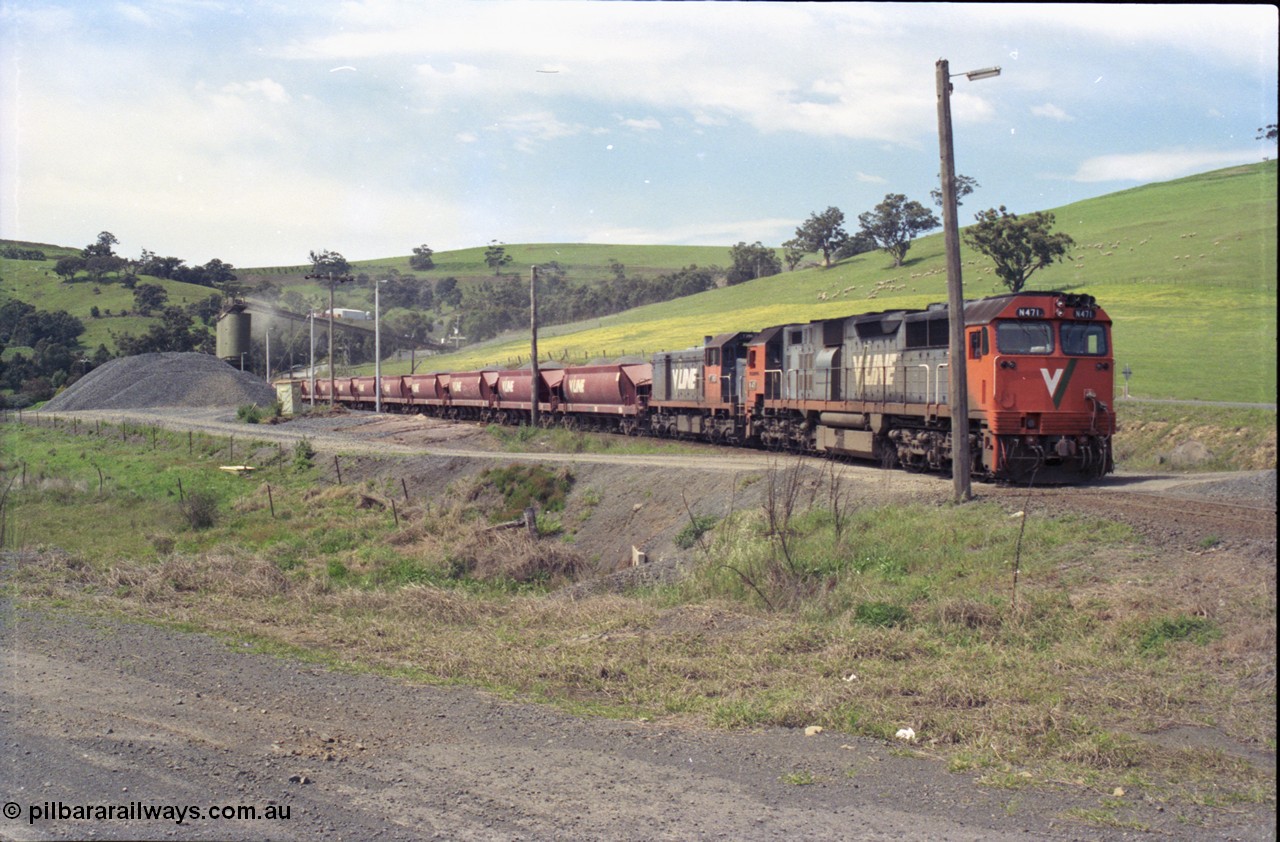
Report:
5,800,292,826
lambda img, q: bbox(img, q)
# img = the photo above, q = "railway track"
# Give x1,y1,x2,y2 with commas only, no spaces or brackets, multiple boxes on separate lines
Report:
30,408,1277,544
995,483,1277,543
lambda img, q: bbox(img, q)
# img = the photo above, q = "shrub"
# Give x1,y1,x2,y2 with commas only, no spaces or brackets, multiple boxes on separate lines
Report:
293,438,315,470
179,491,218,530
675,514,719,549
236,404,263,424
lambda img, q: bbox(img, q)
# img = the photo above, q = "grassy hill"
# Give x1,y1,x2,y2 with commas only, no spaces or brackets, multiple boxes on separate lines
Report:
0,240,222,356
2,160,1275,403
242,242,730,283
392,161,1277,404
234,242,732,327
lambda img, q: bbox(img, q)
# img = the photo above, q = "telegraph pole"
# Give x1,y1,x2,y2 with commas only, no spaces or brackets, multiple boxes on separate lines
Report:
308,311,315,406
304,271,354,407
936,59,999,502
937,59,972,502
530,265,540,428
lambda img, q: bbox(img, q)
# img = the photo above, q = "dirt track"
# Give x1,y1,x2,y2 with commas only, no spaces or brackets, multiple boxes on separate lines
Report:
9,602,1232,842
2,407,1275,840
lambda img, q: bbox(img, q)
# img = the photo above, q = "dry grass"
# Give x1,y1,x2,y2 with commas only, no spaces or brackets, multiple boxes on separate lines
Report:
8,527,1273,812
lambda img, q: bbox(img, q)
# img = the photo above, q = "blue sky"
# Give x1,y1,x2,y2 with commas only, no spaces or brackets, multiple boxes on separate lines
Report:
1,1,1275,268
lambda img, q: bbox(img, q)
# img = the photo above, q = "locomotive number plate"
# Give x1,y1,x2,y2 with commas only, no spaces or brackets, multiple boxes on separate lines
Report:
1074,308,1096,319
1016,307,1044,318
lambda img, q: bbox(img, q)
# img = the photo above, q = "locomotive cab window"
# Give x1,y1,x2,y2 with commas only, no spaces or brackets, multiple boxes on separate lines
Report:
969,327,988,359
996,320,1054,355
1060,322,1109,356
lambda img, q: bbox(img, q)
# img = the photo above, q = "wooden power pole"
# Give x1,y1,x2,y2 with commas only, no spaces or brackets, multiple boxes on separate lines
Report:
530,265,540,428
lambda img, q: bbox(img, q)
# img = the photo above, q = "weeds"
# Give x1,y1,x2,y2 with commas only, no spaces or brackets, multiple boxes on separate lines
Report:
853,601,911,628
1138,615,1222,653
476,464,573,521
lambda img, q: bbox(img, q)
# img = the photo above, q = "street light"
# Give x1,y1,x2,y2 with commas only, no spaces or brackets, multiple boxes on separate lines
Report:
936,58,1000,503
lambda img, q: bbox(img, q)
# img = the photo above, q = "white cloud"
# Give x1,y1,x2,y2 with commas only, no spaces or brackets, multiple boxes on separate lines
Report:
949,91,998,125
1031,103,1072,122
222,78,290,104
943,4,1277,67
494,111,587,152
279,2,941,143
619,117,662,132
1071,148,1267,183
416,62,482,87
115,4,155,28
856,172,888,184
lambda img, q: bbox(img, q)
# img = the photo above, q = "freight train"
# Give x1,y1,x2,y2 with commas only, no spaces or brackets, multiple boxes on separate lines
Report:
287,290,1116,483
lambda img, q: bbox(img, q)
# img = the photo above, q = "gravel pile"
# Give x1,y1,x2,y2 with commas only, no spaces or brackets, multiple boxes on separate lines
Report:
44,352,278,412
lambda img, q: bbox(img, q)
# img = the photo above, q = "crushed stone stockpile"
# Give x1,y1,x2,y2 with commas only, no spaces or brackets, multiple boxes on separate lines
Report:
43,352,278,412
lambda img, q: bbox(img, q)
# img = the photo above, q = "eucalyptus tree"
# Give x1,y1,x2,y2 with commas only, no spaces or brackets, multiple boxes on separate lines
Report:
857,194,939,267
963,206,1074,293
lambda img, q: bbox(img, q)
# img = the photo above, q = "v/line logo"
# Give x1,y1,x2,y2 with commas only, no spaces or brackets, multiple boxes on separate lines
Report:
1039,359,1078,408
672,367,699,392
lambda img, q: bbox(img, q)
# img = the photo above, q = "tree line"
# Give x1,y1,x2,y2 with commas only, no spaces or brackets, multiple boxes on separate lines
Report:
773,179,1073,292
52,231,240,293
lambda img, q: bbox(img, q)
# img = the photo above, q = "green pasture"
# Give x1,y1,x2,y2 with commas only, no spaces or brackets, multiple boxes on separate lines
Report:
395,162,1277,403
0,240,223,353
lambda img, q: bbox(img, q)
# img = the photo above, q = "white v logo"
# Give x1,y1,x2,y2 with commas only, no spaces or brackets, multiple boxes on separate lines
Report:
1040,368,1064,396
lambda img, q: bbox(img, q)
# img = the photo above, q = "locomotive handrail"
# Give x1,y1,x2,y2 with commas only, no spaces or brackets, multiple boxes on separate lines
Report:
935,362,949,407
918,363,931,405
765,369,782,400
